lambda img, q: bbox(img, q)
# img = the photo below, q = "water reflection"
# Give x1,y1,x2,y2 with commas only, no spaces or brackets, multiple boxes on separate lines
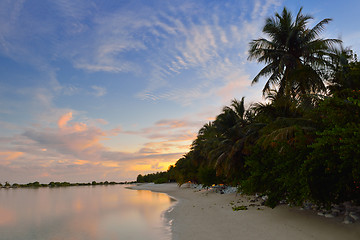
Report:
0,185,173,240
0,206,16,226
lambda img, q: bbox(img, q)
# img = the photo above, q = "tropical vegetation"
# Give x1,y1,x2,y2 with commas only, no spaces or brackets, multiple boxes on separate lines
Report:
138,7,360,208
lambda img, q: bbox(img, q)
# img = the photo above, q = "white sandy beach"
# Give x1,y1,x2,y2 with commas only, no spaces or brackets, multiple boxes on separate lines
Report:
131,183,360,240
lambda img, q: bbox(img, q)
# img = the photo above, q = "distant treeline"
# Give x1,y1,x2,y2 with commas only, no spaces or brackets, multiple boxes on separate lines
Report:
0,181,136,188
136,171,176,184
137,7,360,208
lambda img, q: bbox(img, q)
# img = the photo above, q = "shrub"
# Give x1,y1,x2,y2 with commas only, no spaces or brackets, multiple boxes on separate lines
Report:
154,178,168,184
198,167,218,187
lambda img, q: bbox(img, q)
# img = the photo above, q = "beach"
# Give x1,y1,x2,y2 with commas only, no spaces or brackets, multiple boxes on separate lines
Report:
131,183,360,240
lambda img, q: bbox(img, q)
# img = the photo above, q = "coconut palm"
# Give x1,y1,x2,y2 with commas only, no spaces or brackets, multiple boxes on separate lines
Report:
209,98,256,179
185,98,252,181
248,7,341,99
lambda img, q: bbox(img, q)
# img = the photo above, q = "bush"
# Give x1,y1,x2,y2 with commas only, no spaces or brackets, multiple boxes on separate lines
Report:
198,167,218,187
242,131,311,208
305,91,360,205
154,178,168,184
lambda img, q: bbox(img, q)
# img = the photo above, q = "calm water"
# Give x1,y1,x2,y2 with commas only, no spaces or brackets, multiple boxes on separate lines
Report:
0,185,174,240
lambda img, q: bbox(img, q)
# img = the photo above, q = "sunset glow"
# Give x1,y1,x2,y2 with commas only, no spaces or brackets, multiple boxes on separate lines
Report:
0,0,359,183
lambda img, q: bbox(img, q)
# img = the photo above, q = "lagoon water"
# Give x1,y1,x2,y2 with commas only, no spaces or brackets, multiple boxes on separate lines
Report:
0,185,173,240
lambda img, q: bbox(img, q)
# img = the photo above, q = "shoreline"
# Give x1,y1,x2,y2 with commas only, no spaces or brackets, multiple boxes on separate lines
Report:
130,183,360,240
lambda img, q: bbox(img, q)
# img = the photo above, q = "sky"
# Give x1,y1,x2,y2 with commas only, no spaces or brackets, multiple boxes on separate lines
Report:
0,0,359,183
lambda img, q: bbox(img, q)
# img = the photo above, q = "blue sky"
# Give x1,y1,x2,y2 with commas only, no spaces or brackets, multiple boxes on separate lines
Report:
0,0,359,183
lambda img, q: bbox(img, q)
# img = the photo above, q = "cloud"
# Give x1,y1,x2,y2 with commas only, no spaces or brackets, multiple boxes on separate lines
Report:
215,72,252,102
0,151,23,161
133,1,279,106
252,0,281,20
0,110,195,182
91,85,107,97
124,117,202,143
58,112,73,128
61,84,80,96
154,119,200,129
0,0,278,107
23,112,105,159
70,4,154,73
95,118,108,125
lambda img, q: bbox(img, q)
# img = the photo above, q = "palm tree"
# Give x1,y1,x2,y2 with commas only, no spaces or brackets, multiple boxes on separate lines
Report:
248,7,341,100
251,89,300,121
209,98,254,180
184,98,252,182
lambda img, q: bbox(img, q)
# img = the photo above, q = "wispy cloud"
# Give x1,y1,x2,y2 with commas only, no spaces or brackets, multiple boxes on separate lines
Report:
91,85,107,97
0,0,279,106
134,1,280,105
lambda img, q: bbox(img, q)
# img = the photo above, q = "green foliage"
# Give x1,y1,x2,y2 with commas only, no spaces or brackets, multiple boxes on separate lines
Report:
232,205,248,211
136,171,171,184
154,178,168,184
242,130,311,208
328,53,360,94
22,181,42,188
305,92,360,205
198,167,218,187
136,174,145,183
173,154,199,185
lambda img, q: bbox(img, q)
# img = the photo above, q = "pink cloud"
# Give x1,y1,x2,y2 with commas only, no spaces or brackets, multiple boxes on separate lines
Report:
155,119,187,128
22,112,109,160
0,151,24,161
58,112,73,129
95,119,108,125
57,112,89,133
216,74,250,102
1,114,197,182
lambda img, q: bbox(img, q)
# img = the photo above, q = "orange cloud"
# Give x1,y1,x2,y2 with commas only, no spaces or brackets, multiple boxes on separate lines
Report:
0,151,24,160
155,120,186,128
107,127,122,136
23,118,107,161
140,141,182,154
58,112,89,133
73,160,90,165
58,112,73,129
72,122,88,132
66,131,105,153
101,161,120,168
